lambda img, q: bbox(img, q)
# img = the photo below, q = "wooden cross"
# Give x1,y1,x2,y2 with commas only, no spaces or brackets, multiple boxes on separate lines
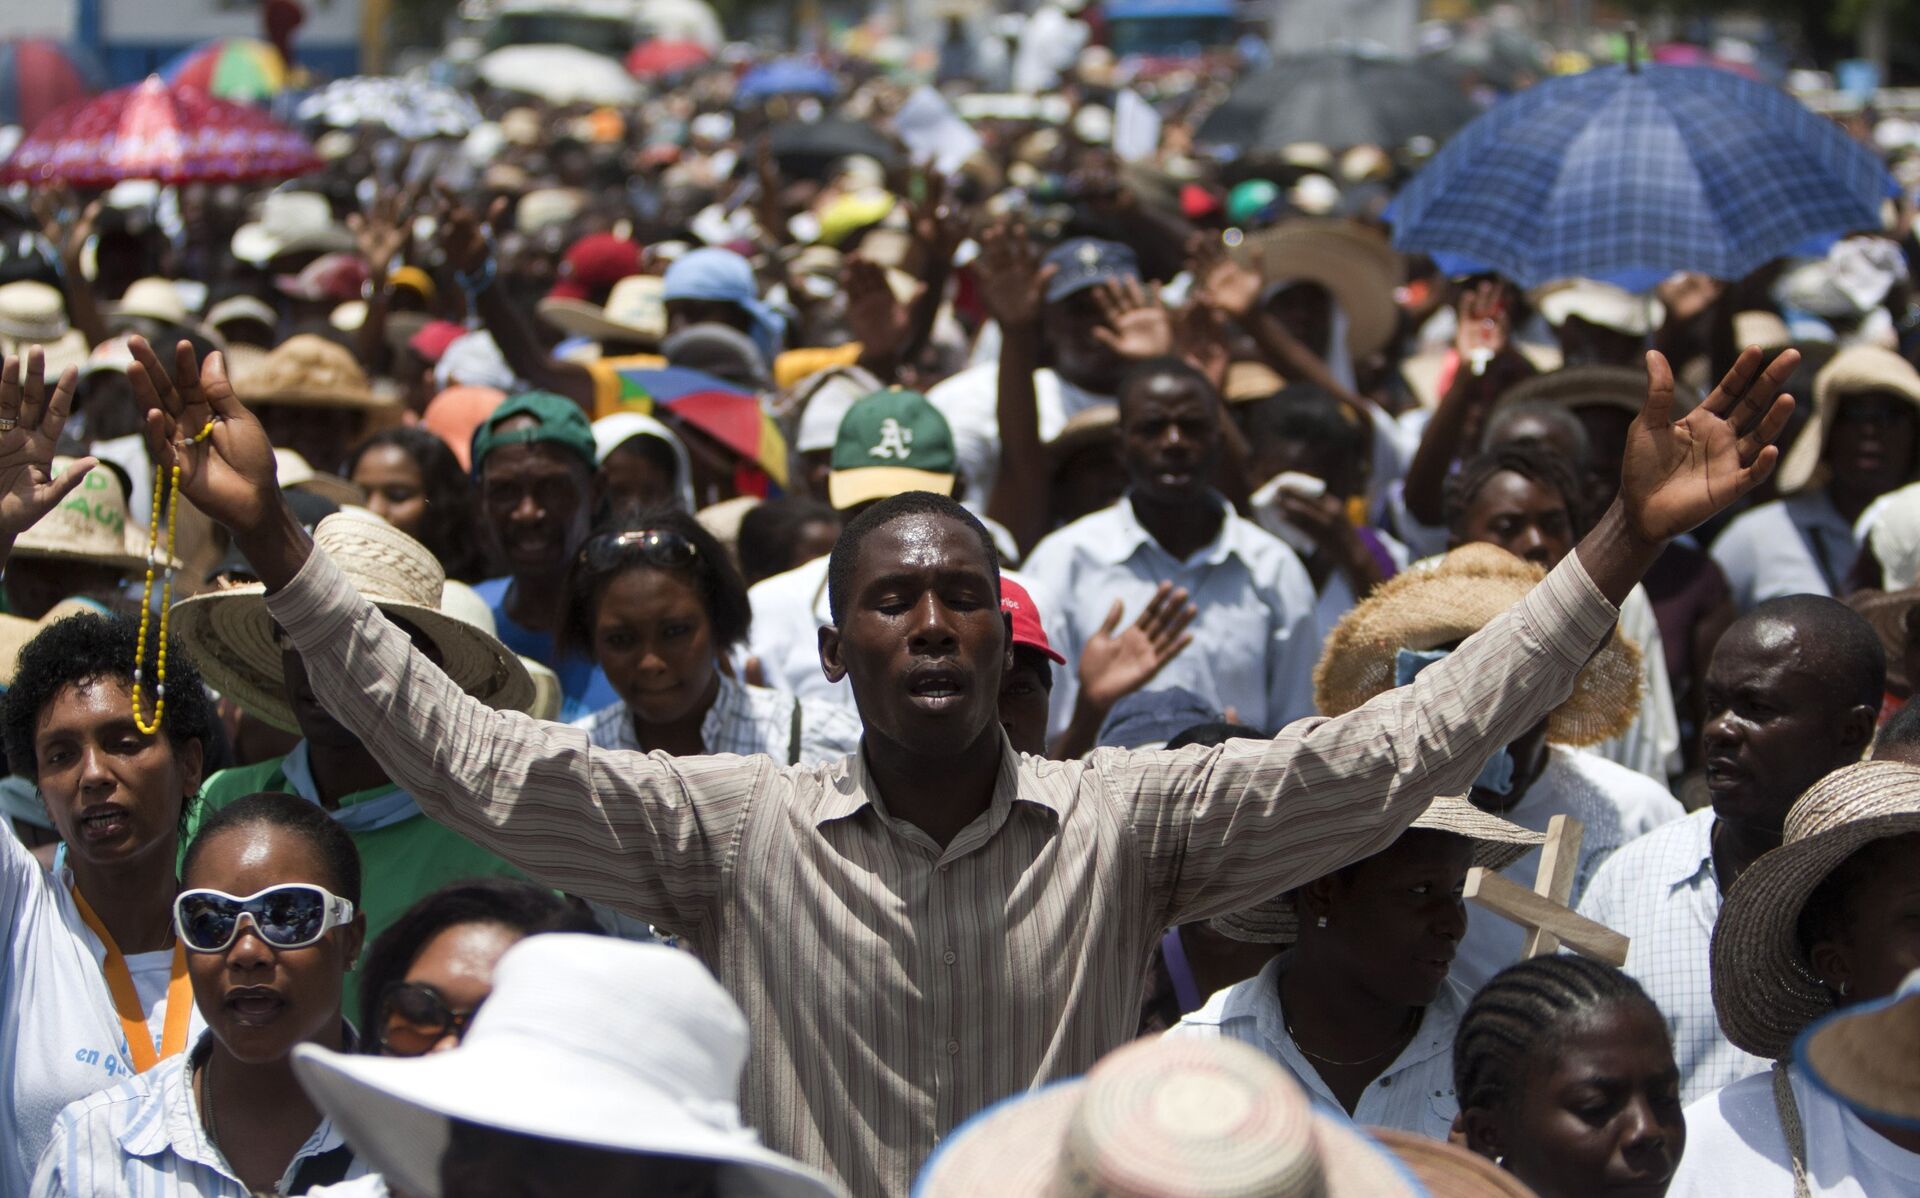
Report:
1465,814,1629,967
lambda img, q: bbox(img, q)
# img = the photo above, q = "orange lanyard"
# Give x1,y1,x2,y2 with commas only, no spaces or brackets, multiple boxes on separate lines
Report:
70,885,193,1073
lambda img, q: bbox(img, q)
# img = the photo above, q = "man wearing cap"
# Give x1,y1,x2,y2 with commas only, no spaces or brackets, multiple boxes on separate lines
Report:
468,391,617,720
136,336,1798,1198
745,388,1060,708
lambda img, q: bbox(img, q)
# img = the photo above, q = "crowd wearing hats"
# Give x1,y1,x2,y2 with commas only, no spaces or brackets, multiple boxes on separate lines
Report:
8,11,1920,1198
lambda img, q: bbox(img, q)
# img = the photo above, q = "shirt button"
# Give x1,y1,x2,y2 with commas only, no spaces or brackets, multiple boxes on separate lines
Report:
943,949,957,965
946,1040,960,1056
1379,1077,1392,1087
938,863,950,873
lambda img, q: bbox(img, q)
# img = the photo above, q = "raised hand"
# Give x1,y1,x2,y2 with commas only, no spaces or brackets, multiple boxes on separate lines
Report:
1091,276,1174,360
434,185,506,276
1189,233,1263,320
0,350,94,540
1621,347,1798,543
1174,302,1231,391
350,185,419,278
974,219,1050,331
1078,583,1198,713
1453,280,1508,375
909,170,965,271
128,337,281,538
842,257,918,360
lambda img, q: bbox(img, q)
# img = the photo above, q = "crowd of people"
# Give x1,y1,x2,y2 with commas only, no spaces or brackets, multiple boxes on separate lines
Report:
2,16,1920,1197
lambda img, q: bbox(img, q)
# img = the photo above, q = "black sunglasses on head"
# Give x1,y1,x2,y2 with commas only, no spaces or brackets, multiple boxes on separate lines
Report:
579,527,700,569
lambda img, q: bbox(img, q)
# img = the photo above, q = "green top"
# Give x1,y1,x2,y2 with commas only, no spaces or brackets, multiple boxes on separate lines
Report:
188,755,527,1017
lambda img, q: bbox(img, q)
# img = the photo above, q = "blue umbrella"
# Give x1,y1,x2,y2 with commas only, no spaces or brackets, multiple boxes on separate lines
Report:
1387,64,1895,291
734,59,838,106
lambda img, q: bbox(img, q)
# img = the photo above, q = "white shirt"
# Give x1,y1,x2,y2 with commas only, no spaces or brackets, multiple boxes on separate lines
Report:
1592,583,1683,782
1167,953,1465,1140
1669,1064,1920,1197
1451,746,1685,992
574,673,862,765
745,556,1065,710
1711,491,1858,612
923,361,1112,519
1023,495,1320,741
0,828,209,1195
1576,808,1770,1103
32,1036,368,1197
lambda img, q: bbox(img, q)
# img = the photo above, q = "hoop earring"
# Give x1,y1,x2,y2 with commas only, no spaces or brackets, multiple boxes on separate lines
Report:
1840,980,1851,998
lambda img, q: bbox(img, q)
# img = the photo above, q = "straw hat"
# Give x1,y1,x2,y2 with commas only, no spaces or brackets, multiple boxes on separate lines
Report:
1795,967,1920,1129
1224,360,1285,403
274,448,366,508
1776,346,1920,495
1711,759,1920,1059
0,281,69,342
1314,543,1642,747
0,599,110,688
1492,364,1693,421
231,192,354,267
244,334,392,410
293,935,847,1198
537,275,668,346
1368,1128,1539,1198
106,277,193,326
1239,220,1400,359
912,1038,1422,1198
1208,794,1546,944
170,510,535,733
11,457,169,573
1046,403,1119,463
440,580,563,723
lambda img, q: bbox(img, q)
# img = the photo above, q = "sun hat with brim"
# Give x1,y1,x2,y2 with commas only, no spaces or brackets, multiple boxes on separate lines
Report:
230,192,354,267
826,389,957,510
0,599,109,689
1795,966,1920,1130
1368,1128,1538,1198
1208,794,1546,944
244,334,393,411
1045,403,1119,463
204,295,280,336
292,935,848,1198
1492,364,1695,421
1,330,90,379
1241,220,1400,360
912,1037,1423,1198
1314,543,1642,748
441,580,563,722
1530,279,1665,337
274,448,366,508
171,509,534,733
106,277,192,326
1776,346,1920,496
1711,759,1920,1060
536,274,668,346
0,280,70,342
11,457,172,573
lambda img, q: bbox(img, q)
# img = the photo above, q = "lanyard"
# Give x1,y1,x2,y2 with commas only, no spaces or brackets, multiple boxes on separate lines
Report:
70,884,193,1073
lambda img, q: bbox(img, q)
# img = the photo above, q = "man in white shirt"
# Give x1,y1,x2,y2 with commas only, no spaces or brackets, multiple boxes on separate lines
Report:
1023,357,1320,740
1578,594,1883,1102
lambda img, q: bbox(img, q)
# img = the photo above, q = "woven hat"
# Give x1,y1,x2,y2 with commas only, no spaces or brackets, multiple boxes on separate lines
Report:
11,457,168,573
1240,220,1400,359
1776,346,1920,495
0,599,108,689
912,1038,1422,1198
1493,364,1695,421
1368,1128,1538,1198
537,274,668,346
1046,403,1119,463
1795,967,1920,1129
245,334,391,410
1208,794,1546,944
440,580,562,723
1711,759,1920,1059
0,280,69,342
1313,543,1642,747
170,509,535,733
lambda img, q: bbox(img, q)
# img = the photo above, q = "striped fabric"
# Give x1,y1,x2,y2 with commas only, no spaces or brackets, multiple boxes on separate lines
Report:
266,542,1620,1198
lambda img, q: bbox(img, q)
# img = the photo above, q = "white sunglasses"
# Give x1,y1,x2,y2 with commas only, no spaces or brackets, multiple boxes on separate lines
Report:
173,883,356,953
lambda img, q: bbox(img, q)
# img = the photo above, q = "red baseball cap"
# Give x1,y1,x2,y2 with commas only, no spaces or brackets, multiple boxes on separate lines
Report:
407,320,466,365
547,233,644,303
1000,579,1064,664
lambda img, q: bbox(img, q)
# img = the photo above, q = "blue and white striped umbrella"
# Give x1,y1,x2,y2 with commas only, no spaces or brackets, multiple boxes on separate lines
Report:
1386,64,1896,291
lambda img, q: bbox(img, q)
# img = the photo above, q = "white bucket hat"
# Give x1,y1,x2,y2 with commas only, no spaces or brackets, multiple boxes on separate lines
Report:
292,935,848,1198
231,192,355,267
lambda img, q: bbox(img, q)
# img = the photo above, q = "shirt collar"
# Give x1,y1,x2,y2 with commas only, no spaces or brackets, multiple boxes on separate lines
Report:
1657,807,1720,889
816,728,1059,845
128,1032,357,1168
700,673,750,748
1240,953,1468,1076
1097,492,1242,569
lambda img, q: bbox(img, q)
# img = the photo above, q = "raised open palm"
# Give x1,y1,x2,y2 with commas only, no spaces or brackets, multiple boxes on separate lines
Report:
128,338,281,537
1623,347,1798,543
0,350,96,539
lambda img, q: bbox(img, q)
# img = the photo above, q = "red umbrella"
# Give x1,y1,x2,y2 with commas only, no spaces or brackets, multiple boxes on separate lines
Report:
1,76,321,186
0,39,99,133
626,38,712,78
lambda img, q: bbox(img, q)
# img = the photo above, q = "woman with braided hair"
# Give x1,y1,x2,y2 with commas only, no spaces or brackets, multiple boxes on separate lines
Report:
1454,955,1686,1198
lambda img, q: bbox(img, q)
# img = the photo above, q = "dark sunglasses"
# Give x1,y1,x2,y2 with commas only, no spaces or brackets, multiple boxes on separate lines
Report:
580,527,699,569
173,884,356,953
378,981,482,1057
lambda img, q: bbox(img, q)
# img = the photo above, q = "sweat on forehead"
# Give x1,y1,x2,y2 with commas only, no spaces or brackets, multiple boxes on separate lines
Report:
1117,357,1217,413
825,493,1000,626
1731,595,1886,707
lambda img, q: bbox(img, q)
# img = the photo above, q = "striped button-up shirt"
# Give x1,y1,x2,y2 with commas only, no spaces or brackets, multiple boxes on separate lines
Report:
265,542,1620,1198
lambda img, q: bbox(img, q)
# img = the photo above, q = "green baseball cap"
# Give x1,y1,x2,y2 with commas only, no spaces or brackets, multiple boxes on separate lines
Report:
827,389,957,510
470,391,597,476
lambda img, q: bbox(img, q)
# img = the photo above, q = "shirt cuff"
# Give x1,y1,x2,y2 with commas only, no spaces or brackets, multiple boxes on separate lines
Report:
1525,551,1624,674
262,542,362,646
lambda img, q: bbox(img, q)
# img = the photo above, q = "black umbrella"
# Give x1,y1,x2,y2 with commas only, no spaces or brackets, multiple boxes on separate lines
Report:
768,118,902,181
1197,53,1482,150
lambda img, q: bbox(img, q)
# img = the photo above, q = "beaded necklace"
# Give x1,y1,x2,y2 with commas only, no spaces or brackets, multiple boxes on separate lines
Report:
130,424,213,735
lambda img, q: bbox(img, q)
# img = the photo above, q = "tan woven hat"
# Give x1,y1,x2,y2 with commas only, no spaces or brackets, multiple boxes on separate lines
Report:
245,334,392,410
440,580,562,723
0,599,110,688
1313,543,1642,748
11,457,171,573
1776,346,1920,495
1492,363,1699,421
170,509,535,733
1208,794,1546,944
1795,967,1920,1127
1850,583,1920,693
0,281,69,342
536,275,668,346
912,1038,1423,1198
1711,759,1920,1059
1240,220,1400,360
1369,1127,1539,1198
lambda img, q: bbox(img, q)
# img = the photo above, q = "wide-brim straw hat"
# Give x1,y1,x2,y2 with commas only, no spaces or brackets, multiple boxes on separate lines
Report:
1368,1128,1539,1198
171,509,534,733
11,456,172,573
0,599,109,688
1240,220,1400,360
1777,345,1920,495
536,274,668,346
1492,363,1697,421
1314,542,1642,748
1795,967,1920,1129
1850,584,1920,692
244,333,393,410
912,1038,1423,1198
1208,794,1546,944
1712,760,1920,1059
0,280,70,342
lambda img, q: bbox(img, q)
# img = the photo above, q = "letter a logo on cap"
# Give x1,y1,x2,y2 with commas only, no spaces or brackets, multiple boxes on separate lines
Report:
870,417,914,461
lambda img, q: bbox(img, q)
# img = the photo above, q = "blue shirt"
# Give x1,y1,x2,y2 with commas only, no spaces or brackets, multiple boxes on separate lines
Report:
472,577,618,721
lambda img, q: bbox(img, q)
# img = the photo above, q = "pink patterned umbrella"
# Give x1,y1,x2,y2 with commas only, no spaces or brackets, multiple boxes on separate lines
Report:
0,75,320,186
